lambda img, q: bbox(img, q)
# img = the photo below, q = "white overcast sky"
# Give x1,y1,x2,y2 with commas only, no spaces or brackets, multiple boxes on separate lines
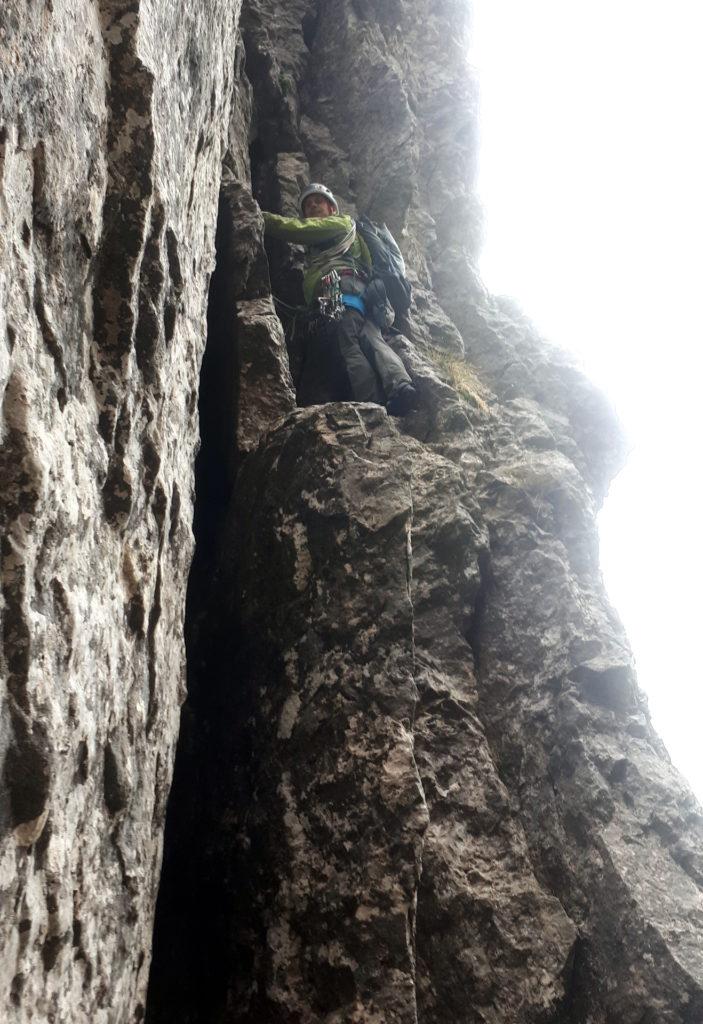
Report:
469,0,703,800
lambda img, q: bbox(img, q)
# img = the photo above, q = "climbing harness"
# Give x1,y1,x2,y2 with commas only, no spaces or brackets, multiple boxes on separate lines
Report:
341,294,365,315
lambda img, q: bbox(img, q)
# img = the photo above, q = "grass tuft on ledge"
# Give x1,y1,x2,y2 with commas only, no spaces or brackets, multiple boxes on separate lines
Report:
429,348,491,414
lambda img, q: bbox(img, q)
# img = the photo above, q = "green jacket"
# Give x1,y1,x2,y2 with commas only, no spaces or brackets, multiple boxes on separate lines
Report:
263,212,372,305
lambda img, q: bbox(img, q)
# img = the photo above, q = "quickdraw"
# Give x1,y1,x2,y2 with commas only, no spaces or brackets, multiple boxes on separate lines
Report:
317,270,344,321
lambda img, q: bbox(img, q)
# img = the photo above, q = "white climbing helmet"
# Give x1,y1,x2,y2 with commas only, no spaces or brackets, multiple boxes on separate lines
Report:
300,182,339,214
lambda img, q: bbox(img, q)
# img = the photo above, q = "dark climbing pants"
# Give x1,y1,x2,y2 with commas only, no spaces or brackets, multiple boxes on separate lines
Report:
297,309,411,407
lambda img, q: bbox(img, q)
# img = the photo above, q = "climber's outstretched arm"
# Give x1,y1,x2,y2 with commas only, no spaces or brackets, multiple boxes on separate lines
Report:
262,211,354,245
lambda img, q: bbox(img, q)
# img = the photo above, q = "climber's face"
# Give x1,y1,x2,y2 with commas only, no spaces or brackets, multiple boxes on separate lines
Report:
302,194,336,218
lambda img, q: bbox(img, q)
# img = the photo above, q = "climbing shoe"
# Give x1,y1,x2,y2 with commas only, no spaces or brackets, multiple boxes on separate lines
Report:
386,383,418,416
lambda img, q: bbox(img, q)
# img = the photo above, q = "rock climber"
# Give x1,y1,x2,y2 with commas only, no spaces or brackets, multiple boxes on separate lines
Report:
262,183,418,415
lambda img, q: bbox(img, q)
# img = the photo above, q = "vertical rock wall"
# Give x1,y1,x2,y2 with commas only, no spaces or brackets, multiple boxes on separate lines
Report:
1,2,240,1019
2,1,702,1023
146,1,703,1022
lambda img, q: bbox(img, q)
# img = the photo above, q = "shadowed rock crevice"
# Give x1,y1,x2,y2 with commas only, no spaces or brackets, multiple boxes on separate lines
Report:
145,185,248,1024
146,120,295,1018
191,194,244,566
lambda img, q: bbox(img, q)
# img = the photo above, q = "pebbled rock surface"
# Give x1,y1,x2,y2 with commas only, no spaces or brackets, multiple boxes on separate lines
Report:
0,1,242,1020
3,1,702,1024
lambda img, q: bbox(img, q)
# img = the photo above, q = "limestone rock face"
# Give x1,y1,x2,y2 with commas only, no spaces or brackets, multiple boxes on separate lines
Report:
3,1,702,1024
207,404,578,1022
1,1,241,1019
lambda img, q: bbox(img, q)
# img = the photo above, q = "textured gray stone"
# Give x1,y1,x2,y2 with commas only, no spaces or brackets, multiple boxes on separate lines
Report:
1,1,240,1019
2,1,702,1022
159,0,697,1019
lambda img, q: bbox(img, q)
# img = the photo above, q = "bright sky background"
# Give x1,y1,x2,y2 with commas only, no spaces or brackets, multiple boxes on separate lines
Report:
469,1,703,800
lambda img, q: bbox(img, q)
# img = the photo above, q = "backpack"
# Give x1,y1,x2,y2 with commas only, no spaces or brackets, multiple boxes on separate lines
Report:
356,216,413,319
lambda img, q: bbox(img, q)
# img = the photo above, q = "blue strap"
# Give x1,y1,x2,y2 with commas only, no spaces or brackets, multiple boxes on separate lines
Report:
341,294,366,315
